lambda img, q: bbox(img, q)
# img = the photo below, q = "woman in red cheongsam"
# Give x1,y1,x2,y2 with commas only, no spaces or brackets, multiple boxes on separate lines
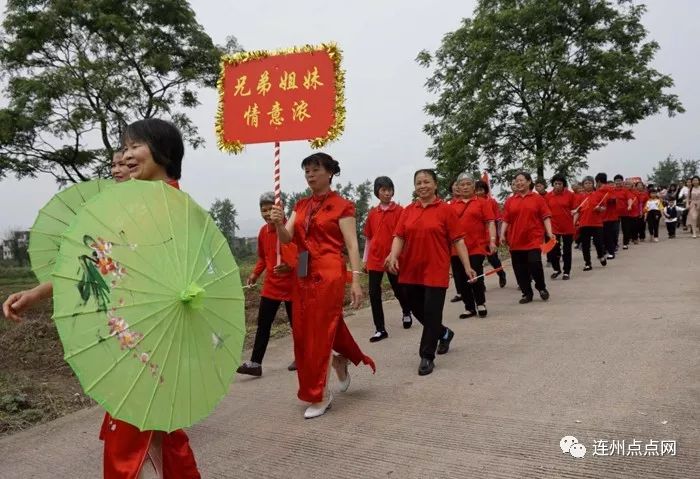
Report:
270,152,375,419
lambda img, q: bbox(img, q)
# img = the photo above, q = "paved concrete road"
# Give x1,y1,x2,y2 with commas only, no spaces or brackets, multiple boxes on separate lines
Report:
2,236,699,478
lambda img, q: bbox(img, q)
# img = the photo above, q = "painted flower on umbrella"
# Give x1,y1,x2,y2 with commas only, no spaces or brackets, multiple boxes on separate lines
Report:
98,257,117,275
89,237,113,258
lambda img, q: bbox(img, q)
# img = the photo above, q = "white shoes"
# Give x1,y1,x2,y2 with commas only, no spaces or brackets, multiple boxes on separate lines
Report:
304,393,333,419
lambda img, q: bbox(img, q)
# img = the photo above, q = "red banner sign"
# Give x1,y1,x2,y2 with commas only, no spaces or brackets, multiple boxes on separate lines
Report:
216,44,345,153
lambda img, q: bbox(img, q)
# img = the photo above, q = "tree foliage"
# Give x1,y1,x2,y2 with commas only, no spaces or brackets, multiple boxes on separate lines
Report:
680,159,699,180
0,0,239,184
418,0,684,186
648,156,681,187
209,198,239,253
648,156,699,186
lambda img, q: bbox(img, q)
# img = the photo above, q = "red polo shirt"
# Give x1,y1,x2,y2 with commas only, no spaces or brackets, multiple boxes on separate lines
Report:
502,192,551,251
545,189,576,235
615,187,636,217
253,224,296,301
634,190,649,216
394,198,463,288
363,202,403,272
576,190,606,227
486,196,501,221
598,184,619,222
450,197,495,256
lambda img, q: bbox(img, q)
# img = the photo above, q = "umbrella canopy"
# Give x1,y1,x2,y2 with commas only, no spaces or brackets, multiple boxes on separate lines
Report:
52,180,245,432
29,179,114,283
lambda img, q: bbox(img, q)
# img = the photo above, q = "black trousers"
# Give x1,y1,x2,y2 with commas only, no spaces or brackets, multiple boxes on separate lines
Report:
402,284,447,360
451,255,485,312
368,269,411,332
486,252,507,278
511,249,546,297
546,234,573,274
666,221,677,237
636,217,646,240
621,216,635,245
603,221,619,256
579,226,605,266
647,211,661,238
250,296,293,364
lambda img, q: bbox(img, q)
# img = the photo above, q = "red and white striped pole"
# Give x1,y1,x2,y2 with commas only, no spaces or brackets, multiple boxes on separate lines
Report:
274,141,282,265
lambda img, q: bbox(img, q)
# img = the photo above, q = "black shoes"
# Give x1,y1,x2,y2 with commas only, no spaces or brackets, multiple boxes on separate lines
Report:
402,313,413,329
583,264,592,271
539,289,550,301
562,273,570,280
499,274,507,288
599,256,608,267
287,360,297,371
477,305,488,318
437,328,454,355
369,331,388,343
450,295,462,303
551,271,561,279
418,358,434,376
459,310,477,319
237,361,262,377
519,295,533,304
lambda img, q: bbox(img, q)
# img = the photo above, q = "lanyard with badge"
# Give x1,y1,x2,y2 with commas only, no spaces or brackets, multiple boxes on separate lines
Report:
297,194,328,277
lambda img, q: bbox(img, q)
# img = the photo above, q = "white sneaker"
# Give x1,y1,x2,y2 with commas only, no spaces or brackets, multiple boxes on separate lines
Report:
304,393,333,419
653,238,659,242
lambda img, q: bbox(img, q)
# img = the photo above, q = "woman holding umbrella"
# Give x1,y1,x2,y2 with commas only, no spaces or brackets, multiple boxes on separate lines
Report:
500,172,553,304
269,152,375,419
385,169,475,376
3,118,202,478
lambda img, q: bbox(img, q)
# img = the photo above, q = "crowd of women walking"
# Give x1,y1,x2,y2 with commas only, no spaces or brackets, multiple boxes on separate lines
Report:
3,117,699,478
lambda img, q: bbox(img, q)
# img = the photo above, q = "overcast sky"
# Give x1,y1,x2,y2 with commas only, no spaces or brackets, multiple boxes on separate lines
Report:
1,0,698,237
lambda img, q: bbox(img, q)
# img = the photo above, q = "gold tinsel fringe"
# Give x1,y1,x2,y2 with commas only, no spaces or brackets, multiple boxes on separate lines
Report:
215,42,346,154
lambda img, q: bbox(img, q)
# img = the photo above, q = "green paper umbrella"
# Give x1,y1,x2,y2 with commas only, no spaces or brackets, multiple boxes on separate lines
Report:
29,179,115,283
52,180,245,432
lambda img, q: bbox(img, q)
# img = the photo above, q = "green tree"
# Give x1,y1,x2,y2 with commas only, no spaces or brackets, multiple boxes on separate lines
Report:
417,0,684,186
3,230,29,267
0,0,239,184
648,155,680,186
209,198,238,254
680,159,699,180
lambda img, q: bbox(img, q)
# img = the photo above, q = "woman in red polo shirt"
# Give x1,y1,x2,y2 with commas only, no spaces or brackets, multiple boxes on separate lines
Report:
237,192,297,377
613,175,636,250
386,169,474,376
501,172,553,304
451,174,496,318
270,152,375,419
363,176,412,342
475,180,508,288
544,174,575,280
575,176,608,271
634,182,650,242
